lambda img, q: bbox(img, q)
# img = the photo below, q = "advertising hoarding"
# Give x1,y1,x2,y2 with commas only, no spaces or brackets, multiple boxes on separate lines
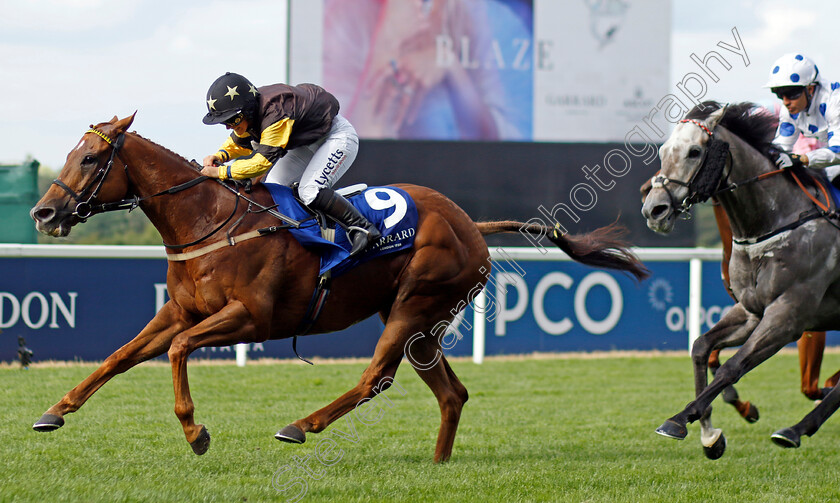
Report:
4,247,823,363
289,0,670,142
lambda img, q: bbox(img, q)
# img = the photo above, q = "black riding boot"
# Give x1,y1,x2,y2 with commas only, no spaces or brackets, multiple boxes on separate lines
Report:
309,188,382,257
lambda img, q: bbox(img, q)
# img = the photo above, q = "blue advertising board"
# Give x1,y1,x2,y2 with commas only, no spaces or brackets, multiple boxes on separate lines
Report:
0,250,387,362
440,259,735,357
1,247,836,362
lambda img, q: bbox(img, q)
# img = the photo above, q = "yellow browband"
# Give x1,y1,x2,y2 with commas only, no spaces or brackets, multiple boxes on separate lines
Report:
87,128,114,145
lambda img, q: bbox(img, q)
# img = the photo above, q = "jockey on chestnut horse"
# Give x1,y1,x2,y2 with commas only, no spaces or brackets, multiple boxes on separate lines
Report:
30,113,648,461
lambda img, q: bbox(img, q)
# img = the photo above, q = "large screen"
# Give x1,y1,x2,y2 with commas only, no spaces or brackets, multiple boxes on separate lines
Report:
289,0,671,142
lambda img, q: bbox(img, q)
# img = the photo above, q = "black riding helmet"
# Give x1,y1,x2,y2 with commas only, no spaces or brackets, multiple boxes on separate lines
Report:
203,72,260,125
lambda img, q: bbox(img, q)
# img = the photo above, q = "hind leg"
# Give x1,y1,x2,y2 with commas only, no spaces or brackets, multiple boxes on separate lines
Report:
276,316,409,443
276,309,470,463
773,380,840,448
710,350,759,423
405,330,469,463
826,370,840,390
798,331,828,400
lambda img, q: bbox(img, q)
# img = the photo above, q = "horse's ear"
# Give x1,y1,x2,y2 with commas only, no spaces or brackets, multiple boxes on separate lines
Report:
707,104,729,130
114,112,137,134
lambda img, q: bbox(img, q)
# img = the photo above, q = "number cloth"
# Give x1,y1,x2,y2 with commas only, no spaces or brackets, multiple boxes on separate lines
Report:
265,183,418,275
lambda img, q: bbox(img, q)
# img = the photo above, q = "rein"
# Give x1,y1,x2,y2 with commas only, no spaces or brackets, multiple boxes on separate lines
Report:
55,127,305,253
731,169,837,245
672,118,840,245
53,128,215,219
658,117,839,245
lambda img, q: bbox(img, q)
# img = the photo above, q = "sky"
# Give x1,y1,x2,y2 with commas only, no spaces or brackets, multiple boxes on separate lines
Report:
0,0,288,170
1,0,838,171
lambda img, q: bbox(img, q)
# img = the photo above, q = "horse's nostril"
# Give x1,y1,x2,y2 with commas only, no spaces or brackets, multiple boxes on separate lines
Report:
651,204,670,220
31,206,56,222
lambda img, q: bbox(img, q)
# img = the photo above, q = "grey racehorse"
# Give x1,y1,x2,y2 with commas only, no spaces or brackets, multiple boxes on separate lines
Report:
642,101,840,459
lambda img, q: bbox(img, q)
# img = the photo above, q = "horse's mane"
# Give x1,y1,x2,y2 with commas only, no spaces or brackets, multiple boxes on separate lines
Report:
129,131,198,170
685,101,779,158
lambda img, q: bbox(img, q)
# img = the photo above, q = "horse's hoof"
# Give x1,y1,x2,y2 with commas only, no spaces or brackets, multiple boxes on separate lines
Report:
742,402,759,424
703,432,727,460
655,419,687,440
275,424,306,444
33,413,64,432
771,427,801,448
190,426,211,455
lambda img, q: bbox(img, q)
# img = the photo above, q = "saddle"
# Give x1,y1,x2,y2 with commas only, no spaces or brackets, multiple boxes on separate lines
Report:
263,182,418,276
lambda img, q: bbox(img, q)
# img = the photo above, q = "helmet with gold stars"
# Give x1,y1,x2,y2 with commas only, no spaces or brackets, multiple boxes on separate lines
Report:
202,72,260,125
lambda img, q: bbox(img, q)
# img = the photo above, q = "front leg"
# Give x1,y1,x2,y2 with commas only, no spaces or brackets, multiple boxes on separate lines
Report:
167,300,257,455
34,301,192,431
657,303,757,442
661,301,803,448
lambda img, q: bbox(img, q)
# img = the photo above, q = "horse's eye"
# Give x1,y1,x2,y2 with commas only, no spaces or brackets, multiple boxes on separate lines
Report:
687,148,702,159
82,155,97,165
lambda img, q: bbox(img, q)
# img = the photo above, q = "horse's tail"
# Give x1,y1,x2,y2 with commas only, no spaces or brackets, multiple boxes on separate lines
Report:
475,220,650,282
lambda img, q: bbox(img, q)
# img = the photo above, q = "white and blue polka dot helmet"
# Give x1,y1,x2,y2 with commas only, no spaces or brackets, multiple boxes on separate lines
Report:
764,53,819,88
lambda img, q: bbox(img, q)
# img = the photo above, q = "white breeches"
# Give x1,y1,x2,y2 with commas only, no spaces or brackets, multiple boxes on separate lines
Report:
264,114,359,205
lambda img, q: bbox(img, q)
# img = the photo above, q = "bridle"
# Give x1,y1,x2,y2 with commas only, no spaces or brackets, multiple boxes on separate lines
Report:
654,116,839,244
51,126,305,249
650,118,733,217
52,127,131,221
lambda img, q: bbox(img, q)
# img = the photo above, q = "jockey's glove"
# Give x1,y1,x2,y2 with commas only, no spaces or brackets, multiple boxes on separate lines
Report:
774,151,805,169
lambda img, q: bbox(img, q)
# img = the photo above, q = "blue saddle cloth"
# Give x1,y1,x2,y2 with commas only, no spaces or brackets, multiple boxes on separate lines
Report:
264,183,418,276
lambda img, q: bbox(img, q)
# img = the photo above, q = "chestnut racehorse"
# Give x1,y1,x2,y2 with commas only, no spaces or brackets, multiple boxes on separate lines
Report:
29,114,648,462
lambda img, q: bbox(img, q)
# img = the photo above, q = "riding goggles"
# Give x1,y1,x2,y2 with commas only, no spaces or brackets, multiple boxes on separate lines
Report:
772,86,805,100
224,113,244,127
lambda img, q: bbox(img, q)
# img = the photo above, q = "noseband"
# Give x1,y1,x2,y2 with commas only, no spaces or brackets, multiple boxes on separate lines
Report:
652,119,731,216
52,128,128,220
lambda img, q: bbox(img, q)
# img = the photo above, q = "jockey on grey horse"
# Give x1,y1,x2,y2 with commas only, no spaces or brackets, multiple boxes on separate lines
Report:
643,85,840,457
766,53,840,182
642,54,840,460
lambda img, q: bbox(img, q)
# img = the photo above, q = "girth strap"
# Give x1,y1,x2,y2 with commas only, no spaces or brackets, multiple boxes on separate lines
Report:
164,226,282,261
733,208,825,245
289,204,341,365
291,271,332,365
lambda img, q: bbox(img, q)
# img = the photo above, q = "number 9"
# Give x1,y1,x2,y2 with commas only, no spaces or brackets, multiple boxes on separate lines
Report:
364,188,407,229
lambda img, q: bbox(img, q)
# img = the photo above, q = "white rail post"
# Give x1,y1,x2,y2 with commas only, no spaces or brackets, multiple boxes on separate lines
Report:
688,258,703,353
235,343,248,367
473,290,486,364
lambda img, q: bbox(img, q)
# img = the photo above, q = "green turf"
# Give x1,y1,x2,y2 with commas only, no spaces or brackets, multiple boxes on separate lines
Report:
2,353,840,502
